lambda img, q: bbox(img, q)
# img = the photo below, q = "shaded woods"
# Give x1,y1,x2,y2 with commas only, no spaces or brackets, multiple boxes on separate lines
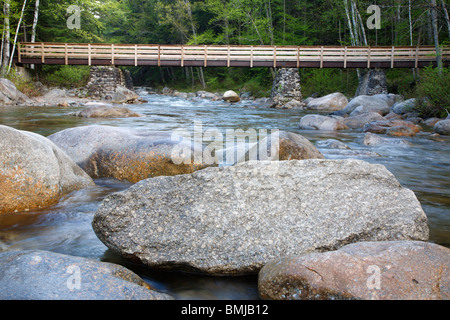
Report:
1,0,449,97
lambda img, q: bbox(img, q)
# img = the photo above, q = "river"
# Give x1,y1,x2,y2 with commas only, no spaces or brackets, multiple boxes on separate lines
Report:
0,90,448,299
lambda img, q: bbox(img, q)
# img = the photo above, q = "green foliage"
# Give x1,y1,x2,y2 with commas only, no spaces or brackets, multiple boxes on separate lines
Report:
41,65,90,88
300,69,358,97
414,66,450,118
4,68,40,97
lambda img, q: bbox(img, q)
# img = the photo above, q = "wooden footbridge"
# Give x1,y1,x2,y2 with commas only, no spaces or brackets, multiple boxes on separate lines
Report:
16,42,449,68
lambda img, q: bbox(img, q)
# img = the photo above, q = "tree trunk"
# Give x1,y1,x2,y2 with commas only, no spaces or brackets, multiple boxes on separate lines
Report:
343,0,356,46
1,0,11,76
30,0,40,70
441,0,450,40
8,0,28,74
430,0,442,73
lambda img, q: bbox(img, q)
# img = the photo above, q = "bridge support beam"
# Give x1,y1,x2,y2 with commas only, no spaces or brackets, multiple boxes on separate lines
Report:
270,68,303,108
355,68,388,97
86,66,136,102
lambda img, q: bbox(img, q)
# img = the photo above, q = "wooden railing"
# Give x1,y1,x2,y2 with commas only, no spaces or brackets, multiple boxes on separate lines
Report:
16,42,449,68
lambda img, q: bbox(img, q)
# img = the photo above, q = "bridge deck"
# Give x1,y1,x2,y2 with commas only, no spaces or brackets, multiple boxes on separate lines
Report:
16,43,449,68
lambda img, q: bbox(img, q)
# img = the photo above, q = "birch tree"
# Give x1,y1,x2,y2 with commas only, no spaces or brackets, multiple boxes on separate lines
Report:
1,0,11,76
7,0,28,74
430,0,442,73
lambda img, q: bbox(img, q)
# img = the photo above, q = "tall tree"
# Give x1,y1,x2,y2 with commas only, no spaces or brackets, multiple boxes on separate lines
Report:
1,0,11,76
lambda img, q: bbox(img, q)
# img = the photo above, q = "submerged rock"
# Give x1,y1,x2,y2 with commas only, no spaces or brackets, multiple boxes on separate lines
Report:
299,114,348,131
363,132,411,146
258,241,449,300
343,112,385,129
0,125,95,215
70,103,142,118
316,139,350,149
93,159,428,275
48,125,209,183
363,119,421,135
0,250,173,300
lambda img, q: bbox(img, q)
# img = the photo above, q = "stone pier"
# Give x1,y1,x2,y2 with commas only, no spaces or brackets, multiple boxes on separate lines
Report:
86,66,137,103
270,68,303,108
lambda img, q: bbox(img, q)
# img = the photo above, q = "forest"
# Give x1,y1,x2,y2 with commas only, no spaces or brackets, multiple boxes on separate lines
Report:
1,0,449,98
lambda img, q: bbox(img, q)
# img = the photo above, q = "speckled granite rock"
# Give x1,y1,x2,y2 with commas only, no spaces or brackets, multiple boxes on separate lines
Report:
93,159,429,275
48,125,209,183
0,250,173,300
0,125,95,215
258,241,449,300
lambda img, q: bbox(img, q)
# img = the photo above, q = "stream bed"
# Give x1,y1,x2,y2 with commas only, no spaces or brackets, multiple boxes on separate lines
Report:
0,91,448,299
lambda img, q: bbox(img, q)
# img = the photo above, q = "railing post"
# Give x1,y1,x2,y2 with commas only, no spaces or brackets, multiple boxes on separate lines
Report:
251,46,254,68
65,43,68,65
181,45,184,67
391,46,395,68
367,46,371,69
273,46,277,68
41,42,45,64
320,46,323,68
227,46,230,67
344,46,347,68
135,44,138,67
415,46,419,69
88,43,91,66
158,45,161,67
297,46,300,68
111,43,115,65
204,45,207,68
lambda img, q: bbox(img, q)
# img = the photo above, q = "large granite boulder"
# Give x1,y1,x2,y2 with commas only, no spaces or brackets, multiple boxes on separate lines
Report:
306,93,348,111
258,241,449,300
222,90,241,103
434,119,450,135
0,125,95,215
93,159,428,275
343,95,391,116
48,125,209,183
0,250,173,300
391,98,417,115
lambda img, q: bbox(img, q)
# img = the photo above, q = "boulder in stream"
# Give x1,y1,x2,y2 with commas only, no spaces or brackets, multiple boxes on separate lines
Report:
92,159,429,275
258,240,449,300
47,125,209,183
0,125,95,215
0,250,173,300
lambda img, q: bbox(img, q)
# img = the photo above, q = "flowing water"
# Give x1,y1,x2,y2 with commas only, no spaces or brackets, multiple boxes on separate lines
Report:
0,90,449,299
